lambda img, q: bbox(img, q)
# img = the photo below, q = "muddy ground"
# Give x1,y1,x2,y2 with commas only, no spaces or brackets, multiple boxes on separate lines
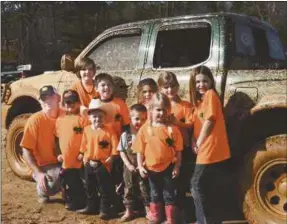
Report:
1,129,148,224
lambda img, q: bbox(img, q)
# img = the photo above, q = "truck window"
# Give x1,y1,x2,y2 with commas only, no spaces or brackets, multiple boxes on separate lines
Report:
235,24,285,61
153,22,211,68
88,29,141,71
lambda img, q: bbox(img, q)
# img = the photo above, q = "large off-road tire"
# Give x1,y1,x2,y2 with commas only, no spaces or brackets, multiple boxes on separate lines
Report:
5,113,33,180
240,134,287,224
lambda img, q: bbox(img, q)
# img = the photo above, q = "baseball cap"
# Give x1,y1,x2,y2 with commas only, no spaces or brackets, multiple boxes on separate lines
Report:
39,85,58,101
62,90,80,104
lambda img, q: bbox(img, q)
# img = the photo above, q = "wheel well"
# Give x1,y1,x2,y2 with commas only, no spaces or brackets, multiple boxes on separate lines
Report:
240,108,287,156
5,96,41,129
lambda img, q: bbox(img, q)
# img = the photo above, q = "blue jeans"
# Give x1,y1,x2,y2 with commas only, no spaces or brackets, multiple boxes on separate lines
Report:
32,163,61,198
191,159,238,224
148,164,175,205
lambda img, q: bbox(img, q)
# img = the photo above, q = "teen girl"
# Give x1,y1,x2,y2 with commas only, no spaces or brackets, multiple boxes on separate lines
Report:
189,65,236,224
134,93,183,224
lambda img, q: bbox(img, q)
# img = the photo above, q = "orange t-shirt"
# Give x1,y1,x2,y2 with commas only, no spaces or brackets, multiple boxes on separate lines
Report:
80,125,119,172
20,110,63,167
193,89,231,164
55,114,89,169
71,80,99,107
98,97,130,139
171,99,193,147
133,123,183,172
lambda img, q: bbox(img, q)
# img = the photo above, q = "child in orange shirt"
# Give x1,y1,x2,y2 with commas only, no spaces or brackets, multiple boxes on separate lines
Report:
134,93,183,224
189,66,235,223
118,104,150,222
158,71,196,222
137,78,158,109
55,90,88,210
77,99,120,220
71,57,99,107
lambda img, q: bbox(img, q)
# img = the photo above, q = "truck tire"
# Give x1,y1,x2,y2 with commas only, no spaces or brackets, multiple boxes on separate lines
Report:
5,113,33,180
240,134,287,224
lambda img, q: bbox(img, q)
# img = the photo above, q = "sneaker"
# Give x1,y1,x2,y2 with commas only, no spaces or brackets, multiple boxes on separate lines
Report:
37,196,49,204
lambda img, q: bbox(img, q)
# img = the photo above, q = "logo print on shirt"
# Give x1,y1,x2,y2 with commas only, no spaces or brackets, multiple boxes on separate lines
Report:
73,126,83,134
99,140,109,149
115,113,121,121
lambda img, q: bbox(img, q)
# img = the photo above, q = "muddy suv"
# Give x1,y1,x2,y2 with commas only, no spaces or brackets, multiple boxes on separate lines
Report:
2,12,286,223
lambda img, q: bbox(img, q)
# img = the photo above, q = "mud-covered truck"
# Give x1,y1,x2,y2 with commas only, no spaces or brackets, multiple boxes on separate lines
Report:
2,12,286,223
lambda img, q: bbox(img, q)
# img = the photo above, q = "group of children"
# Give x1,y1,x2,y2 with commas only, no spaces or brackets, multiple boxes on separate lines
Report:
52,57,235,224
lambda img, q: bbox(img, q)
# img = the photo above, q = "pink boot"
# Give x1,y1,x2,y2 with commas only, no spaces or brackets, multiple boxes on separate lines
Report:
147,203,163,224
165,205,177,224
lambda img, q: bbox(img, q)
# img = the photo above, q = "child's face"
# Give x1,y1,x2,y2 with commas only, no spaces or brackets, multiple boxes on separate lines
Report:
151,103,168,124
97,79,113,100
89,110,105,128
130,110,147,130
63,102,80,115
195,73,212,95
79,65,95,83
160,84,179,100
141,85,154,103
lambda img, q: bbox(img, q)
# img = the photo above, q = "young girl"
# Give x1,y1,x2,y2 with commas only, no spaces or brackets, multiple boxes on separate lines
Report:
189,65,236,223
134,93,183,224
137,78,158,109
71,57,99,107
158,71,196,222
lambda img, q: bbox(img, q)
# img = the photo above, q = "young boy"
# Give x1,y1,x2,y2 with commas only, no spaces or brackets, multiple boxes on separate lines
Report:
71,57,99,107
118,104,150,222
77,99,120,219
55,90,88,210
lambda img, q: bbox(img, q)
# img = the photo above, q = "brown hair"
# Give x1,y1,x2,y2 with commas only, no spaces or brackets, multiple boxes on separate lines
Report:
94,73,114,87
157,71,179,88
75,57,96,79
130,103,147,113
137,78,158,104
189,65,216,106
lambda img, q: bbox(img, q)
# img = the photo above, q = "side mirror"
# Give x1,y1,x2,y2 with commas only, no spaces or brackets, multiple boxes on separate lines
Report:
60,54,75,71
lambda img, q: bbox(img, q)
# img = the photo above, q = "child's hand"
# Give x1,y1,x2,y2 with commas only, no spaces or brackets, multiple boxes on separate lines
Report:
77,153,84,161
127,164,137,173
105,157,112,165
191,138,199,154
138,166,148,178
57,154,63,162
172,166,180,179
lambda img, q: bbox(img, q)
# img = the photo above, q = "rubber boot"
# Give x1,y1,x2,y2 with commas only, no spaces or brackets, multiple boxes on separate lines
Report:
165,205,177,224
77,197,99,214
147,203,163,224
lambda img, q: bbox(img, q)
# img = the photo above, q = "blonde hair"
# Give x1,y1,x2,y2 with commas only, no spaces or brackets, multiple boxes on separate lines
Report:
148,92,171,136
157,71,179,88
189,65,216,107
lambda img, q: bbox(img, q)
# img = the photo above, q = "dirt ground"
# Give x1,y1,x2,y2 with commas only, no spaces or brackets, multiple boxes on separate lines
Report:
1,128,148,224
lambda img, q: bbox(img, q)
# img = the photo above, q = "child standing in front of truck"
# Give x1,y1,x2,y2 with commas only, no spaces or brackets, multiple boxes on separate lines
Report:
134,93,183,224
55,90,88,211
189,65,236,223
157,71,196,222
118,104,150,222
137,78,158,110
71,57,99,108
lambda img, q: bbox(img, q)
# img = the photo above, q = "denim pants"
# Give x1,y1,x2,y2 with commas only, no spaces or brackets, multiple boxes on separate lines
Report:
32,163,61,198
84,161,118,213
191,159,237,224
148,164,175,205
60,168,85,206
